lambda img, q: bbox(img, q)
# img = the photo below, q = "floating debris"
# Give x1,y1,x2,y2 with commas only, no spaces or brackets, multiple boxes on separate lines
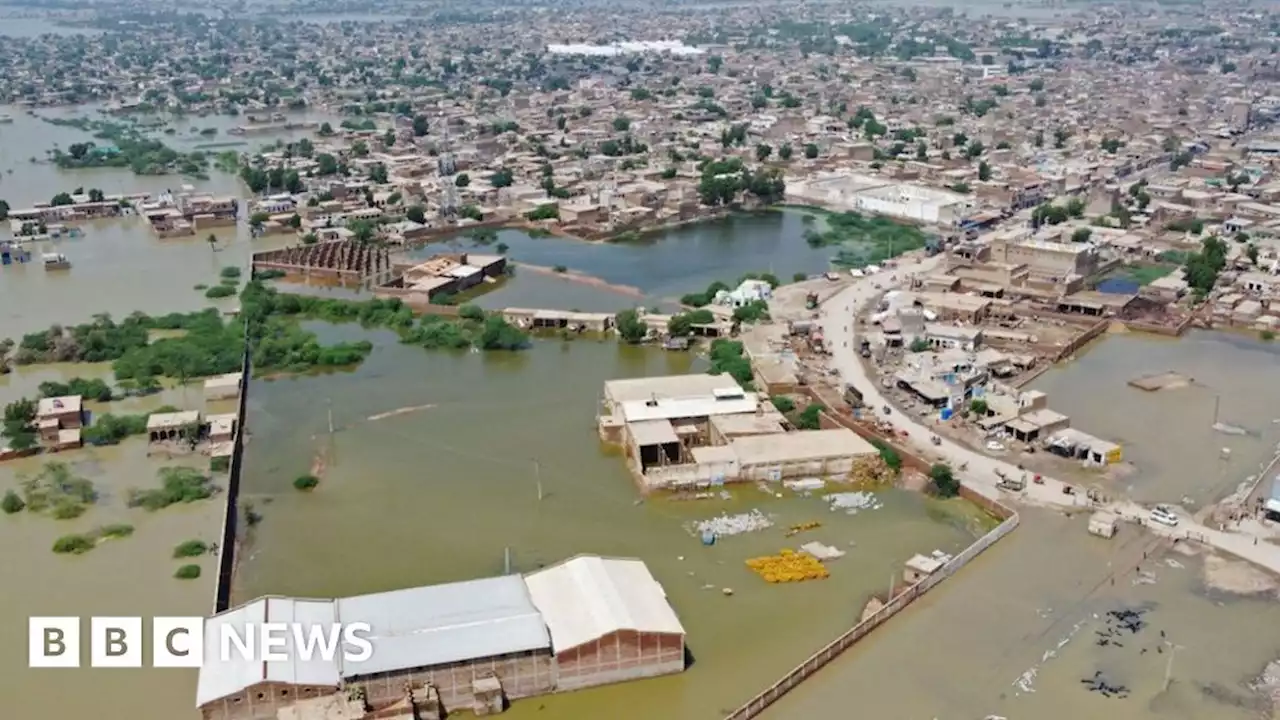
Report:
1081,670,1130,699
784,521,821,537
1104,607,1149,635
746,549,830,583
800,540,845,560
692,510,773,538
783,478,825,492
825,491,883,514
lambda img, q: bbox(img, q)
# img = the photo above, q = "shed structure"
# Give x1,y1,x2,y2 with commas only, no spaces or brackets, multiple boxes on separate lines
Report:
197,597,343,720
524,555,686,691
336,575,554,711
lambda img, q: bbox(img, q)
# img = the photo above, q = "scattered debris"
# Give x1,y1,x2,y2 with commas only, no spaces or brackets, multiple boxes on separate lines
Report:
800,541,846,560
783,478,825,492
784,521,821,537
825,491,883,514
1081,670,1130,698
691,510,773,538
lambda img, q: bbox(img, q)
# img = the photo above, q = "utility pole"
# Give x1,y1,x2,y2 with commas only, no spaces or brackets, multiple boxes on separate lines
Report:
1212,393,1221,426
327,398,334,436
504,547,511,575
534,459,543,501
1163,644,1183,691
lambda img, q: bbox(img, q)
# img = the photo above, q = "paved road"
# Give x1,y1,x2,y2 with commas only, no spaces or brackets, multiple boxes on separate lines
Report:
814,257,1280,574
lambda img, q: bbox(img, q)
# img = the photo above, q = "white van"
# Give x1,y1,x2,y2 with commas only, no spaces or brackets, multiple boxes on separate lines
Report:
1149,505,1179,527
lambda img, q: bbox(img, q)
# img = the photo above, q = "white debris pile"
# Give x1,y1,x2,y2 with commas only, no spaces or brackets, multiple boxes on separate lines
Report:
800,541,845,560
783,478,825,492
692,510,773,537
825,491,884,514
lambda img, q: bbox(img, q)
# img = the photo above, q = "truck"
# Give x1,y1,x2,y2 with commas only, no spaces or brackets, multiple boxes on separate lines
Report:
805,291,819,310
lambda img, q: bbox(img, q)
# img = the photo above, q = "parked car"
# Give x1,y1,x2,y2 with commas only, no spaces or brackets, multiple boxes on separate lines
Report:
1149,505,1179,527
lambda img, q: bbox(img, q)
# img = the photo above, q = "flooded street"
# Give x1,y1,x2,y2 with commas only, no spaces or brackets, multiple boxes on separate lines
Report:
1032,330,1280,508
767,509,1280,720
235,330,989,720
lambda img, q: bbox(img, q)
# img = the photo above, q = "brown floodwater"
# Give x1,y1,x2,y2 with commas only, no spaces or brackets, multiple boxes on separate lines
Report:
0,363,232,720
766,508,1280,720
234,329,990,720
1031,330,1280,508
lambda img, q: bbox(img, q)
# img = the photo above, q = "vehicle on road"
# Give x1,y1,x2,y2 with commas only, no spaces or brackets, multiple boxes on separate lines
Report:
1150,505,1179,527
986,440,1005,452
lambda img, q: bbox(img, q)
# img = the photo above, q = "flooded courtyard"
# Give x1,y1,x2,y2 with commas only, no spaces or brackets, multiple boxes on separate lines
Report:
234,329,990,720
1031,330,1280,509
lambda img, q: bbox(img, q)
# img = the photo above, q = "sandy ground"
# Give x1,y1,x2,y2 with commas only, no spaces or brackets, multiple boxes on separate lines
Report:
1202,553,1280,596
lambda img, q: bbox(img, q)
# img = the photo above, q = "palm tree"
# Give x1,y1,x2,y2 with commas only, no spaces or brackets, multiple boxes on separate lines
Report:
207,233,218,251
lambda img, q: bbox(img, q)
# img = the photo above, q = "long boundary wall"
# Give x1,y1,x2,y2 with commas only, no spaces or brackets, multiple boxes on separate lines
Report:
212,317,252,613
722,503,1018,720
719,386,1019,720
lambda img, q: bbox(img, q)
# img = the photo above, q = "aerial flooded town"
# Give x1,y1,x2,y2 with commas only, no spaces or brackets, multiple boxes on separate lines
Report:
6,0,1280,719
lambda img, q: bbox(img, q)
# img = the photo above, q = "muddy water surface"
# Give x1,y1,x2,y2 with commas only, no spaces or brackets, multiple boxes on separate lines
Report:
768,510,1280,720
234,331,988,719
1031,330,1280,508
0,363,231,720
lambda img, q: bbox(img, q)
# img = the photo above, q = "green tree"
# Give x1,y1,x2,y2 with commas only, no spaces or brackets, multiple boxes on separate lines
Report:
978,161,991,181
0,199,8,220
795,404,823,430
455,173,471,187
909,337,930,352
412,115,429,136
803,143,819,159
778,144,793,160
770,396,796,414
1071,227,1092,243
406,205,426,223
969,399,989,416
1,489,24,514
614,309,648,343
929,463,960,497
756,143,772,161
489,169,514,188
51,192,74,206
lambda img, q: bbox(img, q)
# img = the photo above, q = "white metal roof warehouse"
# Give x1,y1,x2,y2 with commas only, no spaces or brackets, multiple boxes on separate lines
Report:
336,575,550,678
523,555,686,652
196,597,343,707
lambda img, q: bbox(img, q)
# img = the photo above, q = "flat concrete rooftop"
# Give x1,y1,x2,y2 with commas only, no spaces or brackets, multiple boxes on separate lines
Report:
604,373,743,405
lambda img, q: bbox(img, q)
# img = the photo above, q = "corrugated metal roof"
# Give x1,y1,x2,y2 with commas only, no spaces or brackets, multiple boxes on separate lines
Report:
336,575,549,678
524,555,685,653
196,597,342,708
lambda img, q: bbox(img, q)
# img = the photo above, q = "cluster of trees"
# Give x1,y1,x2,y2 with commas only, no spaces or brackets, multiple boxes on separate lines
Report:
707,339,753,387
38,377,114,402
127,467,216,511
3,398,37,450
525,203,559,221
9,311,241,385
1183,235,1228,297
1031,197,1086,227
696,157,786,206
240,165,304,194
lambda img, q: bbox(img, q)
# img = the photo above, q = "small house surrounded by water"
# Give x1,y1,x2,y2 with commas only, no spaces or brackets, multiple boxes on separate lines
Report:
204,373,243,401
147,410,202,443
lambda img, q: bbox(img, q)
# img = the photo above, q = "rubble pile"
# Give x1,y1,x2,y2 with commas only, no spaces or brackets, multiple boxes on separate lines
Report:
826,491,884,514
692,510,773,538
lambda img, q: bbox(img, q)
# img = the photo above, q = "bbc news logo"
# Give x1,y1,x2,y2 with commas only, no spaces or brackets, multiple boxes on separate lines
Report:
29,617,374,668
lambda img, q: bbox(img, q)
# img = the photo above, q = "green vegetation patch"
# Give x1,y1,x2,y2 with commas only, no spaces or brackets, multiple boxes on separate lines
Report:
174,564,202,580
293,474,319,491
708,339,753,388
17,461,97,519
127,467,217,511
173,540,208,558
804,211,929,267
